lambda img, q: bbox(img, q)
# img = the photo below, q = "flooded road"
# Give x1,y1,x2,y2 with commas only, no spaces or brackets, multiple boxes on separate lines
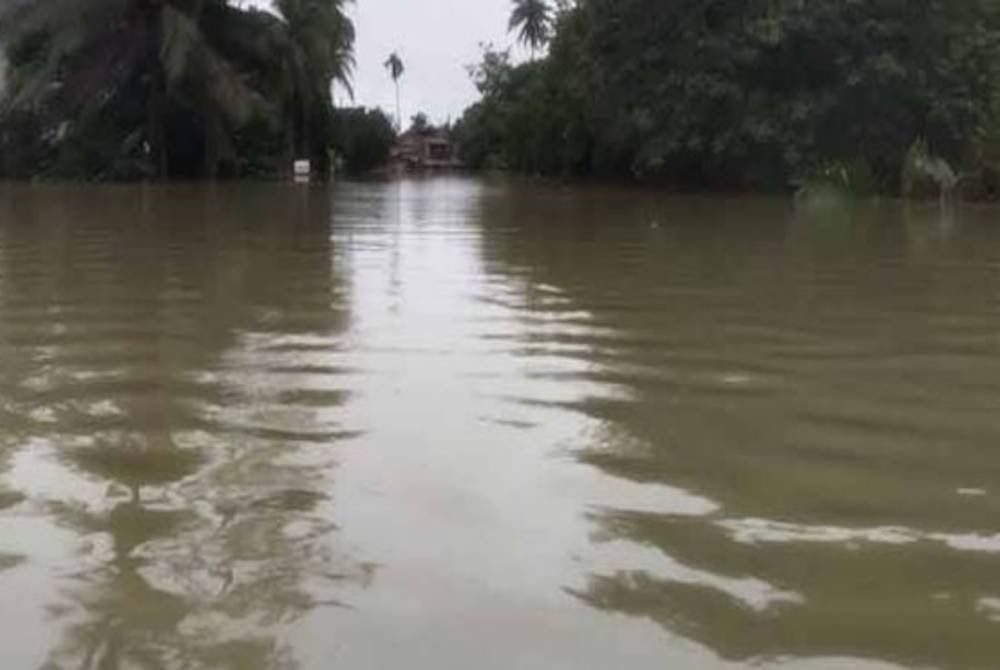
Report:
1,179,1000,669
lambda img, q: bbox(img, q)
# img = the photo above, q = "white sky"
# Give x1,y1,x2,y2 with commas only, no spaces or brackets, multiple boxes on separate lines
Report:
247,0,523,124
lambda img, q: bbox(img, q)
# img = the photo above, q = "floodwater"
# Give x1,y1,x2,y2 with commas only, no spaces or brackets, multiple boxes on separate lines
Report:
0,179,999,670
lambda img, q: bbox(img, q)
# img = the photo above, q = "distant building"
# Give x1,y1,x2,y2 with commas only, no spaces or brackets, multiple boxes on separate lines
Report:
391,128,461,171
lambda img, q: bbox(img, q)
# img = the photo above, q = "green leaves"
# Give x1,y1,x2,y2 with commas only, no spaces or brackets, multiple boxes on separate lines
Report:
509,0,553,55
160,5,198,85
460,0,1000,193
385,52,404,82
0,0,356,179
275,0,355,92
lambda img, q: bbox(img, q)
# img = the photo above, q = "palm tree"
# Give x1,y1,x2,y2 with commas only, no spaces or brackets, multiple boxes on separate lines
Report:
0,0,261,179
384,51,404,131
508,0,552,60
272,0,356,172
157,2,263,178
0,0,357,179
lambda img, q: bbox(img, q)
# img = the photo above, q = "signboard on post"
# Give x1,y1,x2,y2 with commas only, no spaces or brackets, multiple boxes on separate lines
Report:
293,159,311,183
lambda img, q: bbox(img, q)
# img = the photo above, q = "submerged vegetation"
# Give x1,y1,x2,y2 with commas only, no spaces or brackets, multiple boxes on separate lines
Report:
456,0,1000,198
0,0,355,180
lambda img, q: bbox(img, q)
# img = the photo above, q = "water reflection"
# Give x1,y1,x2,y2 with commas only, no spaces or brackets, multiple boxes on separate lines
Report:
2,181,1000,669
0,185,368,669
474,186,1000,668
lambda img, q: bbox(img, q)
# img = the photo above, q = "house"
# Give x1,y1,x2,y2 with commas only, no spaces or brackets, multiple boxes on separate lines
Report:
391,128,461,171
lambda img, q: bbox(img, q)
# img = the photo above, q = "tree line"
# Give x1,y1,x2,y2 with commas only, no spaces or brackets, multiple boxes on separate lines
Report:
456,0,1000,197
0,0,399,179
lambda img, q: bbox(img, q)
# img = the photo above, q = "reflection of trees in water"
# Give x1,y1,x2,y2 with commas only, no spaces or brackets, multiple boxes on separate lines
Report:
69,439,206,504
0,185,370,669
475,185,1000,668
43,486,358,669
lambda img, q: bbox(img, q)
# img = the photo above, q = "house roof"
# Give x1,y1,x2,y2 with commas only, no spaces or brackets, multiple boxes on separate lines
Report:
398,127,451,142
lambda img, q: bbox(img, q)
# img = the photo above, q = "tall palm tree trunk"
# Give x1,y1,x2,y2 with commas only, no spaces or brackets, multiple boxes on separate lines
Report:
204,111,220,180
147,74,168,179
395,81,401,132
144,3,168,180
301,102,312,163
283,98,296,178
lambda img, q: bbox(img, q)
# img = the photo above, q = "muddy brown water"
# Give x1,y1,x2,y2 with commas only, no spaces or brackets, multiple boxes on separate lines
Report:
1,179,999,669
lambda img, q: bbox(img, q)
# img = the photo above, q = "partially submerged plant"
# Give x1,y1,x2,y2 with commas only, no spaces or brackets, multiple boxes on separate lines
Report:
902,138,959,201
794,160,876,205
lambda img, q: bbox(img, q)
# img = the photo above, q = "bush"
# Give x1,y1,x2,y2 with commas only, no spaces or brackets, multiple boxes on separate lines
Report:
329,107,395,175
794,160,877,200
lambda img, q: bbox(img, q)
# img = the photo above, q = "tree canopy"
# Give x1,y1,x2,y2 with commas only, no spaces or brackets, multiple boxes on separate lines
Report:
0,0,355,180
329,105,395,174
457,0,1000,197
508,0,552,58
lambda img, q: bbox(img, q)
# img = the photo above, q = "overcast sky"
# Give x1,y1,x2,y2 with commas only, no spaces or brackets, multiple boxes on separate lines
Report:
248,0,522,124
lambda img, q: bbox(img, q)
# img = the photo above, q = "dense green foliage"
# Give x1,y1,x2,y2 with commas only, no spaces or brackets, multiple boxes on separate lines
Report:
329,106,395,174
0,0,354,180
458,0,1000,196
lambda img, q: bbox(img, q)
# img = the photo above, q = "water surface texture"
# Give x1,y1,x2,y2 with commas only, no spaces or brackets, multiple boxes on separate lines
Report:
1,180,999,669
